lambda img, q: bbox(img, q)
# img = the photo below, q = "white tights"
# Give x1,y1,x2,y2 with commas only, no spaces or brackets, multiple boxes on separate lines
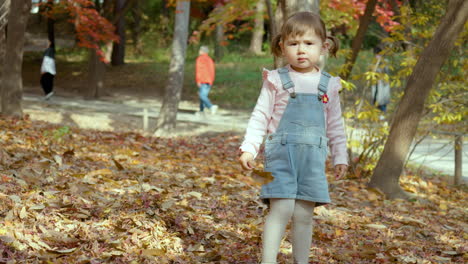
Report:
261,199,315,264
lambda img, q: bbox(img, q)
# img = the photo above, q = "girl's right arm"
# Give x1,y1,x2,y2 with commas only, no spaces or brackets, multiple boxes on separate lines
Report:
239,69,277,159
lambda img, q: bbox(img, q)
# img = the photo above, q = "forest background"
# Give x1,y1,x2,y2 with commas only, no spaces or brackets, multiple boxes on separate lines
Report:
0,0,466,263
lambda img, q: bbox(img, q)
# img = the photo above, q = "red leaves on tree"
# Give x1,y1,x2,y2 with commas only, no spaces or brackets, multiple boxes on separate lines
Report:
41,0,119,62
328,0,401,32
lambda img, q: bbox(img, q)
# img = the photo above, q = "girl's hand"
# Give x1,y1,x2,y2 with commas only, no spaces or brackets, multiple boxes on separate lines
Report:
239,152,255,170
334,164,348,179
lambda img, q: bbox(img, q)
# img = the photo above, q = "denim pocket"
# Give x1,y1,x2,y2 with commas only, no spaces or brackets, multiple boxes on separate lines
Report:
264,142,281,165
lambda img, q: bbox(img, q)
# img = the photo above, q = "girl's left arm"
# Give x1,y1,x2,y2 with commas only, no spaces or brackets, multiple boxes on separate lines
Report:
326,77,348,166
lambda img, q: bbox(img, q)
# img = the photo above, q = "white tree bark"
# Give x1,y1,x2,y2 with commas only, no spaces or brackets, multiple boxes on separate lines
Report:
154,0,190,136
249,0,266,55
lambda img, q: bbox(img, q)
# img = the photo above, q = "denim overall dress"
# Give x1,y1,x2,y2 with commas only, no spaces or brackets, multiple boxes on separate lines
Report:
261,67,331,206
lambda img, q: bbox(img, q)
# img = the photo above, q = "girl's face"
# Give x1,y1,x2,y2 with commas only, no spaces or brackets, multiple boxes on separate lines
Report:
280,30,328,73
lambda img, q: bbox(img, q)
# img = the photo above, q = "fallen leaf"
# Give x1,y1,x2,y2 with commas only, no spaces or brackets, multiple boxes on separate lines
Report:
365,224,387,229
19,207,28,219
251,169,274,185
187,243,205,252
441,251,460,256
0,235,15,243
141,248,166,257
53,155,63,167
187,191,202,199
160,199,175,211
112,158,125,171
49,247,79,254
29,204,45,211
8,195,21,203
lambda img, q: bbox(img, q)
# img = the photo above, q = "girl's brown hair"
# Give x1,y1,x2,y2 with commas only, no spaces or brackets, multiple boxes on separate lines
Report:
271,12,339,58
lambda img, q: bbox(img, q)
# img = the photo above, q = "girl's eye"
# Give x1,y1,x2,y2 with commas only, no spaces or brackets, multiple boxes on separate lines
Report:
307,42,314,45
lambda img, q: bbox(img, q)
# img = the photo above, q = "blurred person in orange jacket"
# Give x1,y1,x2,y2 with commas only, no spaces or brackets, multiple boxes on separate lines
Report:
195,46,218,115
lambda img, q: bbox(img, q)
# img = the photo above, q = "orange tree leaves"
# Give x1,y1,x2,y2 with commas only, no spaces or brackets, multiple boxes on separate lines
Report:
41,0,119,61
324,0,401,32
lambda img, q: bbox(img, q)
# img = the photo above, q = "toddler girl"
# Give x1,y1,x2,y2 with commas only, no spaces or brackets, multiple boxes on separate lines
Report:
239,12,348,264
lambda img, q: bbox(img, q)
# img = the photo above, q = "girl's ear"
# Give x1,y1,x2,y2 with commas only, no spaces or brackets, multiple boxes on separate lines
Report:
279,41,284,55
321,41,330,55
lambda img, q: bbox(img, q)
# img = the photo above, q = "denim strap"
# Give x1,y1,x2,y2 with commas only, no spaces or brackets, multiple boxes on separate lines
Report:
278,67,296,98
318,71,331,101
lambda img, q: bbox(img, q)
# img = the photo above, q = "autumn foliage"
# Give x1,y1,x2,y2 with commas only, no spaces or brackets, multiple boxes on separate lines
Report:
41,0,119,61
0,117,466,263
326,0,401,32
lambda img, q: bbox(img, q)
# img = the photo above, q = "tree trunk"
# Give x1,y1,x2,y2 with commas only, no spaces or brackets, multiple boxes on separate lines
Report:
340,0,377,80
249,0,265,55
0,0,10,31
47,16,55,44
1,0,30,116
131,0,143,55
87,49,106,99
154,0,190,136
85,0,112,99
284,0,319,15
214,23,224,61
0,28,5,111
265,0,275,43
111,0,126,66
161,0,169,18
0,0,9,111
273,0,319,68
369,0,468,199
46,0,55,44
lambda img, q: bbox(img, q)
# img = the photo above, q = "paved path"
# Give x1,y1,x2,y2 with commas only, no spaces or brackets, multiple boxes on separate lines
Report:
23,93,250,136
23,93,466,179
408,138,467,179
348,128,467,180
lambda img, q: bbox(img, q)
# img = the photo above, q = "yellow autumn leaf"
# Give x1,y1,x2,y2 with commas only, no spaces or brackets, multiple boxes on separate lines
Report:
335,229,344,237
365,224,387,229
141,248,166,257
49,247,78,254
439,203,448,210
251,169,274,185
19,207,28,219
187,191,202,199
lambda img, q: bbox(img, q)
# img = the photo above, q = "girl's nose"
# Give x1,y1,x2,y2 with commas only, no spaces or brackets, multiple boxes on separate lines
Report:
297,44,304,53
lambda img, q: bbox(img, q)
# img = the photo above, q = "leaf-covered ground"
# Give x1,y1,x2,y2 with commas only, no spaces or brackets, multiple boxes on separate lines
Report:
0,117,466,264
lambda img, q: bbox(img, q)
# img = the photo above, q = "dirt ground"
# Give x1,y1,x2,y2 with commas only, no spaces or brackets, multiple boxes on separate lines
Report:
23,56,170,100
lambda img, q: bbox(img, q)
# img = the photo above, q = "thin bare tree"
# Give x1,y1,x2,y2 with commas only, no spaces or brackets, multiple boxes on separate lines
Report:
215,23,224,61
154,0,191,136
340,0,377,80
111,0,126,66
249,0,266,55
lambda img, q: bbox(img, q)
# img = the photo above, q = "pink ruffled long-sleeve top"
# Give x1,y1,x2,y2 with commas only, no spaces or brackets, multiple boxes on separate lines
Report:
240,65,348,166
